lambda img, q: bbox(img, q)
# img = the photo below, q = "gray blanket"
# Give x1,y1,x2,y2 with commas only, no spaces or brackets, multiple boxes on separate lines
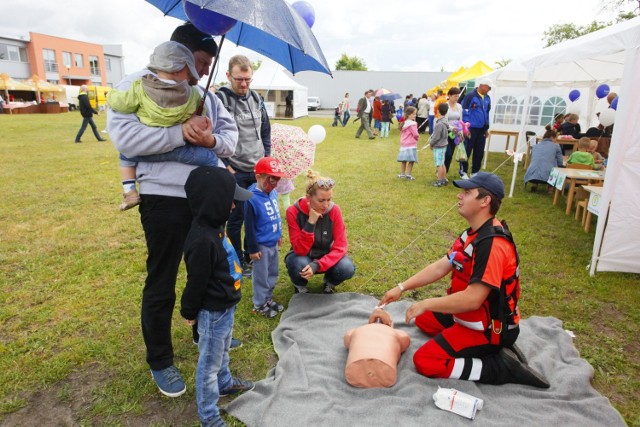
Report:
226,293,624,426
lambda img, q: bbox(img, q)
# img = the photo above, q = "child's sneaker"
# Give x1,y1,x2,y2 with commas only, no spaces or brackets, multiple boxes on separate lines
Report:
397,174,406,179
120,189,140,211
405,175,416,181
253,302,278,318
323,282,336,294
266,298,284,312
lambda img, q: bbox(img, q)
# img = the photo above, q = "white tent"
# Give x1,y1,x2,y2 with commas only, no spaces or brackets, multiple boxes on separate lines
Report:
484,17,640,275
251,60,308,119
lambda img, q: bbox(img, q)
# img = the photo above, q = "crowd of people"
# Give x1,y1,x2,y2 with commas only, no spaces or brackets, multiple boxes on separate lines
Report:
104,21,561,427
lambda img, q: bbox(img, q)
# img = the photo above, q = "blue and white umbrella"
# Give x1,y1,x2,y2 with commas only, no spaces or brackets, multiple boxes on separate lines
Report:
145,0,332,76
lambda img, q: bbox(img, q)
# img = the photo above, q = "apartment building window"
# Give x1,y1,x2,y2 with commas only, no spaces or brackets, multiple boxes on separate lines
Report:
62,51,72,68
43,48,58,72
75,53,83,68
105,57,112,71
0,44,27,62
89,55,100,76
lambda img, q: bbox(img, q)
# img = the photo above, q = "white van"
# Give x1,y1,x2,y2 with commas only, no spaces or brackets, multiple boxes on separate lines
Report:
307,96,321,111
60,85,80,111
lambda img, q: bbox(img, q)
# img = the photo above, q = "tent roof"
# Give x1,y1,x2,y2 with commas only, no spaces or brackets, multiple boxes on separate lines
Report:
251,60,307,91
449,60,493,84
486,16,640,86
0,73,36,91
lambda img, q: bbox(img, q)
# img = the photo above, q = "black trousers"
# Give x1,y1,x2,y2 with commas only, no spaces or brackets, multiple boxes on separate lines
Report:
139,195,192,370
460,128,487,175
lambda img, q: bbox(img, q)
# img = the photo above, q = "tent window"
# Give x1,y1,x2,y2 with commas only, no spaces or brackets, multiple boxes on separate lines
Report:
518,96,542,126
541,97,566,128
494,96,520,125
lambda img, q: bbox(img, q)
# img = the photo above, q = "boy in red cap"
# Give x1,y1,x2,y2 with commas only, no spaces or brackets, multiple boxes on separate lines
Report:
245,157,288,318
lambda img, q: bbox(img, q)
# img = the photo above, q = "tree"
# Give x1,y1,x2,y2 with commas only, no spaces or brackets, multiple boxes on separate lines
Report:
252,60,262,71
335,53,367,71
495,59,512,68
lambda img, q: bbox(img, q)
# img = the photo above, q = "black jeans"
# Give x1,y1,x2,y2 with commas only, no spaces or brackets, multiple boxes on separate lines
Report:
139,195,192,370
75,116,102,141
226,170,256,263
444,135,457,174
460,128,487,175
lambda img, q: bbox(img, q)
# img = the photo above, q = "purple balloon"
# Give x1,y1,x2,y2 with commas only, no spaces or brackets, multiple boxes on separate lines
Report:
595,84,610,99
568,89,580,102
611,96,619,110
292,1,315,28
184,1,237,35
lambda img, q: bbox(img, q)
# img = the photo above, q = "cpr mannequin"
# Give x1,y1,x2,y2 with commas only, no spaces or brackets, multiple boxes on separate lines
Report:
343,308,411,388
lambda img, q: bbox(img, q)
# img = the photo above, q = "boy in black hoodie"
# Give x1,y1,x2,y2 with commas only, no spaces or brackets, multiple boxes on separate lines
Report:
182,166,254,427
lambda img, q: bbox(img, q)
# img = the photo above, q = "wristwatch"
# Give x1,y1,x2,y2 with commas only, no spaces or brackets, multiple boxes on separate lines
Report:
397,282,405,292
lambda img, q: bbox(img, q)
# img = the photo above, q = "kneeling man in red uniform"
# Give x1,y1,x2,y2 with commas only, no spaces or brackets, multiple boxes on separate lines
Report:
378,172,549,388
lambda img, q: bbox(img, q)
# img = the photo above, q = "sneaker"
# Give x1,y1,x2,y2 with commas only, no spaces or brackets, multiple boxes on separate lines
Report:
405,175,416,181
397,174,406,179
253,302,278,318
120,189,140,211
219,377,255,397
499,348,550,389
266,298,284,312
432,180,444,187
323,283,336,294
241,261,252,278
230,337,243,350
150,366,186,397
294,285,308,294
460,172,469,180
470,173,478,178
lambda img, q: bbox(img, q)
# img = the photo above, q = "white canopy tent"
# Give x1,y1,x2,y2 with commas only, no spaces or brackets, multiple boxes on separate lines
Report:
483,17,640,275
251,60,308,119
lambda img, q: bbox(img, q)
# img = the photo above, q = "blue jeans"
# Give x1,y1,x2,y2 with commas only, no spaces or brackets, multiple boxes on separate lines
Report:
226,170,257,263
75,116,102,142
332,114,343,127
428,115,435,135
196,306,235,425
342,110,351,126
120,144,218,167
285,252,356,288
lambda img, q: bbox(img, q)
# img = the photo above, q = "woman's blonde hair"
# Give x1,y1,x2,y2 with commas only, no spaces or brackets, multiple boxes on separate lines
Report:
305,170,334,196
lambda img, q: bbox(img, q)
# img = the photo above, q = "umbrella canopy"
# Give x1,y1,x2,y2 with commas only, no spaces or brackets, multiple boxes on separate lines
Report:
145,0,332,76
24,75,64,93
0,73,36,91
270,123,315,178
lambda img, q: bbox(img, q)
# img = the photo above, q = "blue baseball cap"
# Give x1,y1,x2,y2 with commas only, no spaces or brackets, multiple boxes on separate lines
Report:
453,172,505,200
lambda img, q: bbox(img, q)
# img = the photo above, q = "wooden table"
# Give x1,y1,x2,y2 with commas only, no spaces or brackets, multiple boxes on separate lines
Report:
547,168,605,215
582,185,604,232
484,130,519,169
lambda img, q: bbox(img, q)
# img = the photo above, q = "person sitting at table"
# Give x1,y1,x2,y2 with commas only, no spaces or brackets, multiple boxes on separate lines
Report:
567,137,595,169
524,129,564,192
558,113,581,155
544,113,564,132
588,139,605,170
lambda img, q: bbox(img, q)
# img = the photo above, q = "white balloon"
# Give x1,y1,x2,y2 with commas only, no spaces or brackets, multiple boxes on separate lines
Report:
565,103,581,115
308,125,326,144
599,108,616,127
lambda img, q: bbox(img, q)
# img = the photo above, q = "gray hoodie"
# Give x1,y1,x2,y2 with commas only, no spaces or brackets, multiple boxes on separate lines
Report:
107,69,238,198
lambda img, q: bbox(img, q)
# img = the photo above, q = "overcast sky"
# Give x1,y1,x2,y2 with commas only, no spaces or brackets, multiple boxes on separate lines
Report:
1,0,617,81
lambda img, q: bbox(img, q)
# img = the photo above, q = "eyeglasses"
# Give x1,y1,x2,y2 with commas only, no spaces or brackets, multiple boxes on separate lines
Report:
230,75,253,83
316,178,335,189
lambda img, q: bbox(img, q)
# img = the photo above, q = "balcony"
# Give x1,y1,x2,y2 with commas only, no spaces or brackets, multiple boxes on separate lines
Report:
44,61,58,72
90,67,101,76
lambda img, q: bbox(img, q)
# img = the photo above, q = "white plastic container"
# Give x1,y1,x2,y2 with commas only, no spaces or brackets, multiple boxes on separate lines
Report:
433,386,484,420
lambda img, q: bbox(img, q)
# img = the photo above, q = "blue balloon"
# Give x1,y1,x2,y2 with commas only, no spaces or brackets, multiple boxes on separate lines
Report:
292,1,315,28
611,96,619,110
596,84,610,99
184,1,237,36
568,89,580,102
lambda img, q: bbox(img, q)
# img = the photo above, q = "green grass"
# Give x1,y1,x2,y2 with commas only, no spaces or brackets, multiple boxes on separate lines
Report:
0,112,639,426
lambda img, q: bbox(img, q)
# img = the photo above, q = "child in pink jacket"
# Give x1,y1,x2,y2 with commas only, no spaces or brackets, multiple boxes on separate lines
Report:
397,106,419,180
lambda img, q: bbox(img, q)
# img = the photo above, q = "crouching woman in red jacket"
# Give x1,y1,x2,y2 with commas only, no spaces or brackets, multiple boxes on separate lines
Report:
285,171,356,294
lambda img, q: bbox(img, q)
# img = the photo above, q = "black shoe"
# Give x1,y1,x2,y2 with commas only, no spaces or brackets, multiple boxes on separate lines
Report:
75,140,82,143
98,138,107,142
322,283,336,294
500,348,550,388
368,136,375,140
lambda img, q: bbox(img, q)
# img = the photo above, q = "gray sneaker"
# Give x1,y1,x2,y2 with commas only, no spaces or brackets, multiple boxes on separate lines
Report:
150,365,186,397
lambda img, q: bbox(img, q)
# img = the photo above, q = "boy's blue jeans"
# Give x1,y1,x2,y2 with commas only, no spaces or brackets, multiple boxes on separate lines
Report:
196,306,235,425
119,144,218,167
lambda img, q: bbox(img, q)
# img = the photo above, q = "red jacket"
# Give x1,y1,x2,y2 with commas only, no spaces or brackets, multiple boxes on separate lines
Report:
372,98,382,121
286,197,348,272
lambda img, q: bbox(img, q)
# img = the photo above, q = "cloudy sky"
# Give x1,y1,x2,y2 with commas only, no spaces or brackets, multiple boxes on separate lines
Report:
0,0,618,80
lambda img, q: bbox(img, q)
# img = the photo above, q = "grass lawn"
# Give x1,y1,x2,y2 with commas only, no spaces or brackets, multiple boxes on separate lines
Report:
0,112,638,426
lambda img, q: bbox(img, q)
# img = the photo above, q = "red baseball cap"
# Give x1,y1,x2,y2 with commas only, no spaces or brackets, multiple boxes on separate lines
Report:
254,157,287,177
